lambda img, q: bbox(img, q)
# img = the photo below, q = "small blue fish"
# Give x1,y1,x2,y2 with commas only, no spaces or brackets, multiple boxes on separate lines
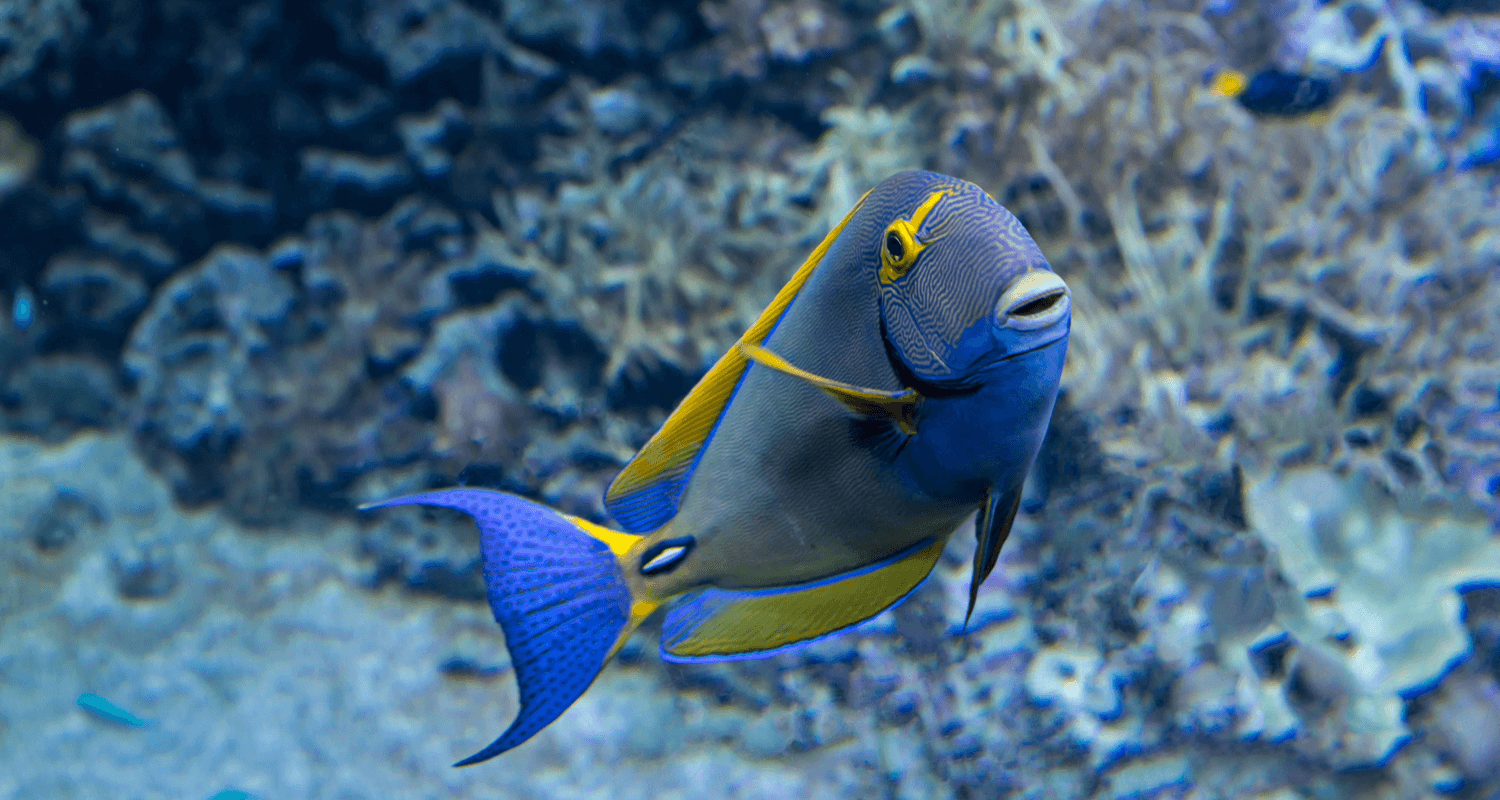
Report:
77,693,150,727
12,286,33,330
365,170,1071,764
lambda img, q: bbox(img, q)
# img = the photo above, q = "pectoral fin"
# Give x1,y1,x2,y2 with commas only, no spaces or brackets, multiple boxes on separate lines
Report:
965,486,1022,631
739,342,921,435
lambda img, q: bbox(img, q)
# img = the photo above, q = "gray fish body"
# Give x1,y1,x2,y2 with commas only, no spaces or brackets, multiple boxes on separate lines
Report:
646,171,1062,594
660,194,972,591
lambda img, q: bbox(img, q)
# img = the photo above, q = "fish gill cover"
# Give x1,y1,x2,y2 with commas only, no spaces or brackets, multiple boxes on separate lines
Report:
1,0,1499,797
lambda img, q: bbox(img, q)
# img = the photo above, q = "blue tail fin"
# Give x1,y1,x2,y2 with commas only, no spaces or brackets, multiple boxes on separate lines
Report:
362,489,638,765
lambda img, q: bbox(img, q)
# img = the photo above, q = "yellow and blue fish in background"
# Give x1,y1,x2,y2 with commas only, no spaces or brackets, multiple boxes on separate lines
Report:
364,170,1072,765
1208,66,1338,116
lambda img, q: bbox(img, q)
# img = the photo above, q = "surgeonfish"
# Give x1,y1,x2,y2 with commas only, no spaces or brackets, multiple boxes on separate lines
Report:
363,170,1072,765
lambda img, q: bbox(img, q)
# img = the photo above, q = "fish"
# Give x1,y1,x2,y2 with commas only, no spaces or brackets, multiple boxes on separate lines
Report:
363,170,1071,765
77,692,150,727
1209,67,1336,116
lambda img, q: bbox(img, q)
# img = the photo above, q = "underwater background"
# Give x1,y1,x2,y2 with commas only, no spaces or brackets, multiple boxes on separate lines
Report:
2,0,1499,797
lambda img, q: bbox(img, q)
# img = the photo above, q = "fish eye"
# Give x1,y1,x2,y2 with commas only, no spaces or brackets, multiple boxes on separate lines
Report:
884,232,905,262
880,224,919,283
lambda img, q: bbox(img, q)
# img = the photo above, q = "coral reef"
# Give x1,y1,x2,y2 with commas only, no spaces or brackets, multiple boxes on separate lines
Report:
124,198,473,524
1248,468,1500,767
3,0,1500,796
0,112,36,199
0,0,86,93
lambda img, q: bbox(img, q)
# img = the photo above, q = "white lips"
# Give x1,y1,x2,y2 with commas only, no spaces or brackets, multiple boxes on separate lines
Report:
997,271,1070,331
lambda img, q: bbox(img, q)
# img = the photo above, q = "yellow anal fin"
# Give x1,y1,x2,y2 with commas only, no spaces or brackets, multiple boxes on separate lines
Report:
739,342,921,435
659,536,947,661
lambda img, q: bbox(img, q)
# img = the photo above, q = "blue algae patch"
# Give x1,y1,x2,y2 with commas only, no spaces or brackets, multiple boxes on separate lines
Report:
77,693,150,728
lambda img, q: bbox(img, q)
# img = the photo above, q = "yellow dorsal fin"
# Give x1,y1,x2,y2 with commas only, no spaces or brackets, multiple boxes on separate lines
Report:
738,342,921,435
603,189,874,533
659,535,948,661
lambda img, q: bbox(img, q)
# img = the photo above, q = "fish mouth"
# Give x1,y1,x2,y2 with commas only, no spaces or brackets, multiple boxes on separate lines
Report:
996,271,1070,332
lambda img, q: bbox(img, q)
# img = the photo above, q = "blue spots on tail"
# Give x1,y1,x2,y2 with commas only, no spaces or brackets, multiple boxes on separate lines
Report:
364,489,630,765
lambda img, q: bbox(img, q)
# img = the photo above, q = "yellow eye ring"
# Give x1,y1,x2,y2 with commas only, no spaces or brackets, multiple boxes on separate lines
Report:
881,221,919,282
879,188,951,285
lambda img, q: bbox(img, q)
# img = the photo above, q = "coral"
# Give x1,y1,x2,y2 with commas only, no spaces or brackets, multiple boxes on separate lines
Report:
124,197,489,524
1244,467,1500,766
501,0,687,59
691,0,854,82
1413,663,1500,788
1023,644,1142,766
0,0,86,92
359,0,557,84
1442,14,1500,90
660,0,882,131
395,98,468,179
298,147,413,195
0,112,36,199
54,89,270,285
500,108,825,409
37,252,149,353
59,90,205,277
0,252,141,442
124,244,294,453
0,355,122,440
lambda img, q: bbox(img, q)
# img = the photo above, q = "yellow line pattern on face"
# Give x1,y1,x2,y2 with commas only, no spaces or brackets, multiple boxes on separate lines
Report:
604,188,875,520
